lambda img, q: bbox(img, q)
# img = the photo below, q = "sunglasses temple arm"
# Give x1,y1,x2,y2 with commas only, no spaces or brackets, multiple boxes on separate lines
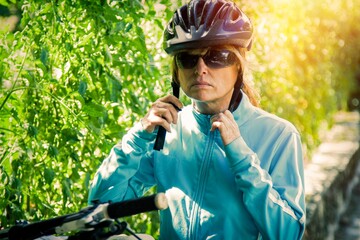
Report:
153,81,180,151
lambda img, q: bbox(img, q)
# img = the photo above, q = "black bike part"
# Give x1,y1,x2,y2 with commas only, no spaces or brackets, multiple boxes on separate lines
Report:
0,228,9,239
67,220,126,240
6,207,95,240
107,193,168,219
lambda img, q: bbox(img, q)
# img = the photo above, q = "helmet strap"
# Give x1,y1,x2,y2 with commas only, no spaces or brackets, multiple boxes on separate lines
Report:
171,80,180,98
228,74,243,112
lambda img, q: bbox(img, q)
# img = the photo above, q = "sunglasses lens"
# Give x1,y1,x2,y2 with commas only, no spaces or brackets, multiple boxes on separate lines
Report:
204,50,237,69
175,53,199,69
175,50,237,69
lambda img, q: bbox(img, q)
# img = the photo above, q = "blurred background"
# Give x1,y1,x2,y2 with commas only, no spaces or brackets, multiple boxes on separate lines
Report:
0,0,359,237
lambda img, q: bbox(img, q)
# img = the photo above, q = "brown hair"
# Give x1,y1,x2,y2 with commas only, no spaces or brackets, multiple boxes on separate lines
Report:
171,45,259,107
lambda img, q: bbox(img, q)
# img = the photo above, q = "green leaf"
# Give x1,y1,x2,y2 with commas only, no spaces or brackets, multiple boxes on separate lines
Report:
61,128,79,142
0,167,9,185
76,32,95,47
40,48,49,68
62,179,72,203
78,81,87,97
125,23,133,33
83,102,107,117
27,125,38,137
48,145,59,158
83,172,90,190
0,0,9,7
70,152,79,162
44,168,55,185
71,169,80,181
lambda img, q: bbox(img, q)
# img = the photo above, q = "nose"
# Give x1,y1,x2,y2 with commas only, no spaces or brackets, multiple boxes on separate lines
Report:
195,57,208,75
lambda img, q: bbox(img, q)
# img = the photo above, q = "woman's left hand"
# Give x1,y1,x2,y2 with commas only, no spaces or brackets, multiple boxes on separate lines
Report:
210,110,240,146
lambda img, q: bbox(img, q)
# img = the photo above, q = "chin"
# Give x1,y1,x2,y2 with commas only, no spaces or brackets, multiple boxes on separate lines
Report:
189,95,212,102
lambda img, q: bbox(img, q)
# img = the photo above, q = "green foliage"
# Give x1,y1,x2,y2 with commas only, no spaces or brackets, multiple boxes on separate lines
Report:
242,0,360,157
0,0,359,237
0,0,174,236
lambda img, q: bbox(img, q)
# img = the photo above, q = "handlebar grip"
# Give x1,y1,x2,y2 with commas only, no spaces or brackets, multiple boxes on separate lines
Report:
107,193,168,219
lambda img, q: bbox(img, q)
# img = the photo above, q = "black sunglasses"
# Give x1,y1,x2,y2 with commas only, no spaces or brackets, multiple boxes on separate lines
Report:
175,49,238,69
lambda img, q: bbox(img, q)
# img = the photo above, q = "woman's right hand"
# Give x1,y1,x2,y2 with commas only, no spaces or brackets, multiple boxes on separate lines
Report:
141,95,183,133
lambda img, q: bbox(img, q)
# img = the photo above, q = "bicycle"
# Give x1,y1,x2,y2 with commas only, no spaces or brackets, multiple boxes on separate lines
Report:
0,193,168,240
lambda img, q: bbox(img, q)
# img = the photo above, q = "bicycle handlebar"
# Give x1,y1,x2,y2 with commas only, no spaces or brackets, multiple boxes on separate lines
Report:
2,193,168,240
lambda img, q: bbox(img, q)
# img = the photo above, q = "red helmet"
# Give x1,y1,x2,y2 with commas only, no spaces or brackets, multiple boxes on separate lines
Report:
163,0,253,55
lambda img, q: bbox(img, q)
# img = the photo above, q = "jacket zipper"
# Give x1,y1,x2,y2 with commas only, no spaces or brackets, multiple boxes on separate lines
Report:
188,129,215,240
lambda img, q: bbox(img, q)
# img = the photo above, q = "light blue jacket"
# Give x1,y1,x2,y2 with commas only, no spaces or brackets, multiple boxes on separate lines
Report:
88,92,306,240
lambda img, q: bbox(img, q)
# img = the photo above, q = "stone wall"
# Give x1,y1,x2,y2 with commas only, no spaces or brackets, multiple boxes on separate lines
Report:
304,112,360,240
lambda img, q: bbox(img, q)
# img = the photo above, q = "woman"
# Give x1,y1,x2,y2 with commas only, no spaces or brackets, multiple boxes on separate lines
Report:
88,0,306,239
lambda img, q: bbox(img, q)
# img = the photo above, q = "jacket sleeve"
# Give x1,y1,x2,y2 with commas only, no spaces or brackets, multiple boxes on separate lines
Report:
224,129,306,240
87,122,157,205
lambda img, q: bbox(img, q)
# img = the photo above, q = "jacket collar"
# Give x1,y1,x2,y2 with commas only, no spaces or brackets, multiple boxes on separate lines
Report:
190,90,256,134
232,90,256,127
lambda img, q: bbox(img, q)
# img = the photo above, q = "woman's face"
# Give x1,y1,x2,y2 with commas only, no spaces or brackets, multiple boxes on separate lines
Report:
176,48,239,114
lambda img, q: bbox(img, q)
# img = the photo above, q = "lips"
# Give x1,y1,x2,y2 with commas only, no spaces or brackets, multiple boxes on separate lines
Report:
191,78,212,87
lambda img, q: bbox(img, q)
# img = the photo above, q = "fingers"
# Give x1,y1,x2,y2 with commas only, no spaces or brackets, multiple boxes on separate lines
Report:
210,111,234,131
152,102,177,124
142,95,183,133
210,110,240,145
164,95,183,112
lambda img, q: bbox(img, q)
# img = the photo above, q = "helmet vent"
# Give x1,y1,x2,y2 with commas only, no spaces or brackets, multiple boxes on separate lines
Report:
164,0,254,54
